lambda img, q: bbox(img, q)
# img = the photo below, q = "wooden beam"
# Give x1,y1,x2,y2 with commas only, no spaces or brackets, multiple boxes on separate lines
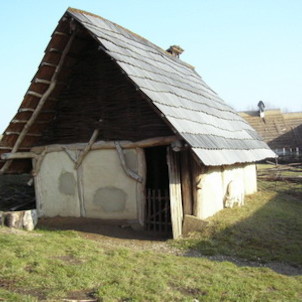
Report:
31,136,178,153
11,119,48,124
5,132,42,137
114,141,143,183
0,26,77,174
34,78,51,85
18,108,35,113
41,62,57,68
74,122,101,169
1,152,38,160
53,31,68,37
49,48,62,53
27,91,43,98
11,120,28,124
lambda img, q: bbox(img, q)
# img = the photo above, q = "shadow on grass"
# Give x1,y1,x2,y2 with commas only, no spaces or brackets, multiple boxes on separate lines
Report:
37,216,170,241
180,187,302,276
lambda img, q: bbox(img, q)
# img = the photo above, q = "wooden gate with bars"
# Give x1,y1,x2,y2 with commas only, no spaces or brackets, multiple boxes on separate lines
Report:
145,188,171,234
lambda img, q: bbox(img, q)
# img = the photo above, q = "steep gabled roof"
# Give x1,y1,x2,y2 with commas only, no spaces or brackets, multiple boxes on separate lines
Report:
0,8,275,171
67,8,274,165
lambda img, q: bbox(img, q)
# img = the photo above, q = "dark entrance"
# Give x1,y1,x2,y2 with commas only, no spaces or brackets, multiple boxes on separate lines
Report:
144,146,172,235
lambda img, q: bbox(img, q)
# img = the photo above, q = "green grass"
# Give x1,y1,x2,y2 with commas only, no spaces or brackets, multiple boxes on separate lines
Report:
0,173,301,301
173,164,302,265
0,227,301,301
173,190,302,265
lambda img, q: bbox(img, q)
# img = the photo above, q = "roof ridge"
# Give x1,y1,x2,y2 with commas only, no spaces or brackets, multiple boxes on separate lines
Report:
67,7,195,70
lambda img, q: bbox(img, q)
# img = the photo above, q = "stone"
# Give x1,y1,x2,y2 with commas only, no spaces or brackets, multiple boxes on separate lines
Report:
2,209,38,231
182,215,209,236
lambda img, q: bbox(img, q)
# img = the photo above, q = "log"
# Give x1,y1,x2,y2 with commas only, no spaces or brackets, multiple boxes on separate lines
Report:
5,132,42,137
74,124,100,169
1,152,38,160
34,78,51,85
41,61,57,68
114,141,143,183
27,91,43,98
31,136,177,154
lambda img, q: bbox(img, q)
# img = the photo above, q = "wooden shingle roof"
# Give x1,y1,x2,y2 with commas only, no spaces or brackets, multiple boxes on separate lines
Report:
0,8,275,171
67,8,274,165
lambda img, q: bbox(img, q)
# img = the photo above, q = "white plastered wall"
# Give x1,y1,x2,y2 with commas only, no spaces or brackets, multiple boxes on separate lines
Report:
34,147,145,222
35,151,81,217
195,163,257,220
81,149,144,220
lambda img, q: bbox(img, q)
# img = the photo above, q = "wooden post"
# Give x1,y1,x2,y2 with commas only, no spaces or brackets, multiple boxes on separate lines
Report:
167,147,183,239
74,125,100,169
180,149,193,215
136,148,146,226
191,157,204,217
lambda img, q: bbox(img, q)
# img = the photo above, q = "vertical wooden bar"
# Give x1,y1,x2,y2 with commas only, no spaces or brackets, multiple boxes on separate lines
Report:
167,147,183,239
136,148,146,226
152,189,156,231
191,157,204,217
158,189,162,232
180,150,193,215
147,189,151,231
164,189,168,233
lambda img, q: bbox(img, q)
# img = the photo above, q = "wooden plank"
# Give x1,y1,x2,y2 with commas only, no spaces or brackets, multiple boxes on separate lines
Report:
167,147,183,239
180,149,193,215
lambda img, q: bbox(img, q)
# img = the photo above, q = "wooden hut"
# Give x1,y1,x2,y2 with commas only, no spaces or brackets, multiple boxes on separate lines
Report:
0,8,275,238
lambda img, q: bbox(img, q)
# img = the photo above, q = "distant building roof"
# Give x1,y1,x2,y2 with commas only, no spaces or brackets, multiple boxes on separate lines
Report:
239,109,302,150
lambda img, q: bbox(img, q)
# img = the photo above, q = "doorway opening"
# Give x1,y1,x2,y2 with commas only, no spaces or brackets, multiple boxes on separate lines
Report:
144,146,171,235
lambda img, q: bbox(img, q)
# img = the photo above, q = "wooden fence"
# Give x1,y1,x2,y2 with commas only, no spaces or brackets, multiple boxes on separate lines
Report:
145,189,171,234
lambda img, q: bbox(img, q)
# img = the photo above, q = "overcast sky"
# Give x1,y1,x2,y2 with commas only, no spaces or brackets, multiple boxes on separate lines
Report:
1,0,301,134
